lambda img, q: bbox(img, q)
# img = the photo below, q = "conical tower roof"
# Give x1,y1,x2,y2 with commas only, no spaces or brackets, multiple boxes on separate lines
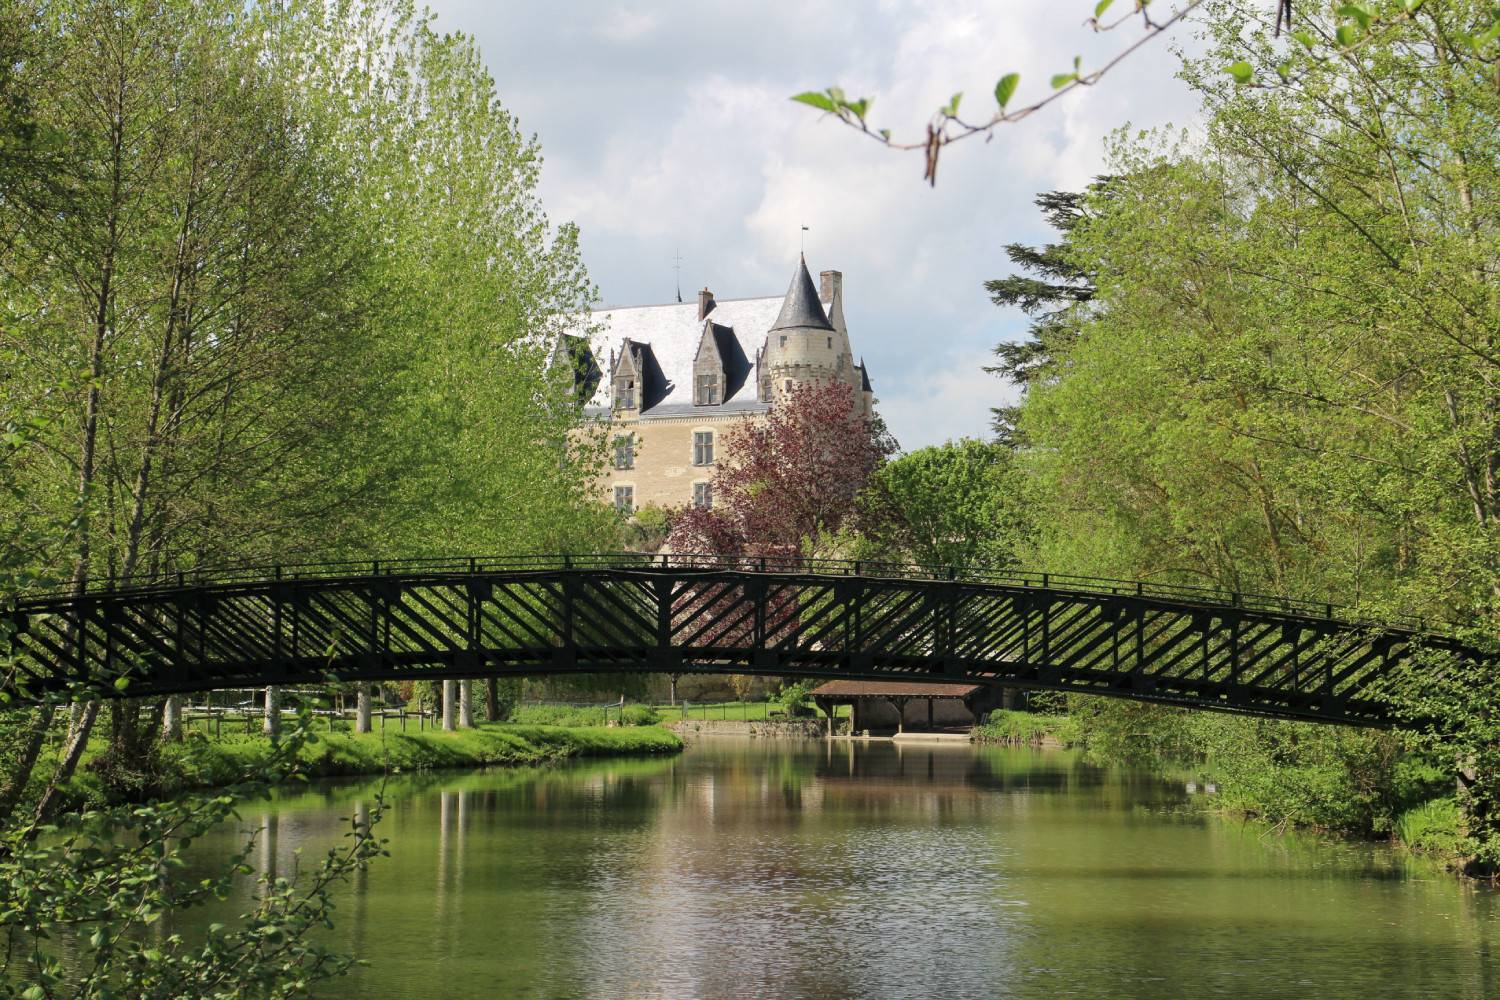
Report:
770,255,834,332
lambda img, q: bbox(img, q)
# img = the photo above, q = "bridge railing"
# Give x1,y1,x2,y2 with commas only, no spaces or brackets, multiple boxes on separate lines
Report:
10,551,1437,633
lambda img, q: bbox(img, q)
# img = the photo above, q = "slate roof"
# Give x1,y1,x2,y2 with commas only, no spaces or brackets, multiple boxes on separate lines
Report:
770,255,834,332
571,294,795,418
809,680,983,699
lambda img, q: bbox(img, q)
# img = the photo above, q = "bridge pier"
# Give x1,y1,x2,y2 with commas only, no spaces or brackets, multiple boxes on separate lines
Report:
355,685,372,734
441,680,456,731
459,680,474,729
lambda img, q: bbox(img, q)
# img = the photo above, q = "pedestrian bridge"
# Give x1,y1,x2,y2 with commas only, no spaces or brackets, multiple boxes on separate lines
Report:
0,554,1484,727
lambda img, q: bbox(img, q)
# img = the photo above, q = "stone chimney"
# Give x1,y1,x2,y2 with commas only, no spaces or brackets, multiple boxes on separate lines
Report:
697,287,715,320
819,269,842,302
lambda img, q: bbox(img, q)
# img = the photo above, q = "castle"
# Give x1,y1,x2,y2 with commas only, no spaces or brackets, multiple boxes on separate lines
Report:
553,256,874,514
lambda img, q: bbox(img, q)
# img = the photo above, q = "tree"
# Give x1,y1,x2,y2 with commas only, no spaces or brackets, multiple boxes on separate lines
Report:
1008,0,1500,867
858,439,1031,571
667,380,897,559
790,2,1500,184
984,189,1099,443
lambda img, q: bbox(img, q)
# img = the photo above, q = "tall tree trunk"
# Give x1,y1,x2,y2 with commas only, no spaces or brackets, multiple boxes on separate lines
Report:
31,700,98,822
41,45,131,802
263,685,280,737
161,694,181,742
0,705,55,823
484,677,499,721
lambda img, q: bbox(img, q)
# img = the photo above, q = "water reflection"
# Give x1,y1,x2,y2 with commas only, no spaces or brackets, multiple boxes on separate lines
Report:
184,741,1500,999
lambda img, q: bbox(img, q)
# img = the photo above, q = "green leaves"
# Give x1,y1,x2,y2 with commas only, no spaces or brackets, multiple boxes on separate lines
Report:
1052,55,1083,90
994,72,1020,110
1094,0,1115,17
944,91,963,117
1337,3,1372,30
791,91,836,112
1226,61,1254,85
792,88,872,121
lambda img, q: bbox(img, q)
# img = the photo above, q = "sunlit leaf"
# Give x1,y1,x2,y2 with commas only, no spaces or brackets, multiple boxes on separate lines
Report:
1337,3,1372,29
791,91,836,112
1095,0,1115,17
1226,61,1254,84
995,72,1020,109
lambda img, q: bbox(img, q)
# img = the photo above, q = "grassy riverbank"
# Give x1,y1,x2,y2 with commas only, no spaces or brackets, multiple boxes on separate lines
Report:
64,723,682,806
1055,699,1472,870
972,710,1077,747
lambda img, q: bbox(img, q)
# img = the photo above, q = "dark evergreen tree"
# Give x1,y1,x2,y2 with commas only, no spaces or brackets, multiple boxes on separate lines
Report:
984,188,1098,445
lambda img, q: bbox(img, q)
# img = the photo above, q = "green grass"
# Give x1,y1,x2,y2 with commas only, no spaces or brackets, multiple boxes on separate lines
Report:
134,723,681,797
973,710,1075,747
1394,797,1466,858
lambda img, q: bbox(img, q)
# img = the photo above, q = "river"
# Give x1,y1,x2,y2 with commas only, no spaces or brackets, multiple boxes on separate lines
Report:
189,738,1499,998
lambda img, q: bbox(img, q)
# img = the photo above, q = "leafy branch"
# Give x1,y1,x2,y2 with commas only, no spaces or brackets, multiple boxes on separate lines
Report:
792,0,1207,185
1224,1,1500,88
792,0,1500,185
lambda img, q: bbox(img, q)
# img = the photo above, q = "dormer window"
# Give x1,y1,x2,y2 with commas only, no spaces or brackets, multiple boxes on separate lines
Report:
614,376,635,410
695,373,720,406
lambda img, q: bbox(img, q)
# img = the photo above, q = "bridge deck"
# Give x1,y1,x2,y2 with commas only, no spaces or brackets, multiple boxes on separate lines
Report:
1,554,1482,727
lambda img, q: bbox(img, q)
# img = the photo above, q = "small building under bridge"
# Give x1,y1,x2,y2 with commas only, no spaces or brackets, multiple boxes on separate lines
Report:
810,680,1005,735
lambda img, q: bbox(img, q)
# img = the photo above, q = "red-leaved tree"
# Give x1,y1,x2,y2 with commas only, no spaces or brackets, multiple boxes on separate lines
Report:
663,380,895,676
667,380,897,559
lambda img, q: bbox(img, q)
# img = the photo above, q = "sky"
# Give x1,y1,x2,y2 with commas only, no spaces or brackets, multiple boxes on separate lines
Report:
426,0,1207,450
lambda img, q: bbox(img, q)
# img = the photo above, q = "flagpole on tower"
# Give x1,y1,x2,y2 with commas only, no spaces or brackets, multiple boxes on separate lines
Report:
800,225,809,255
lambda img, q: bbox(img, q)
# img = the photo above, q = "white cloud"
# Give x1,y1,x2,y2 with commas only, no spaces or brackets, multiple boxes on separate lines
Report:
428,0,1206,447
596,9,661,44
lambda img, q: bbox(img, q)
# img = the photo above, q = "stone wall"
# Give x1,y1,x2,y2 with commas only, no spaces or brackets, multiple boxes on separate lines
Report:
667,718,825,741
603,412,753,511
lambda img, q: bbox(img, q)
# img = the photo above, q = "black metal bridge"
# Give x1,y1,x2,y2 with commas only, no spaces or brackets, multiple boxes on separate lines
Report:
0,554,1484,727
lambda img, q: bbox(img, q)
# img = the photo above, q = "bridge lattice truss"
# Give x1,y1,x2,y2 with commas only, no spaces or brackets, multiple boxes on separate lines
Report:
1,555,1481,727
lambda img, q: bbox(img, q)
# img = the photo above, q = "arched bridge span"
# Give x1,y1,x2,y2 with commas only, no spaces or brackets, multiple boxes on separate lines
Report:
1,555,1482,727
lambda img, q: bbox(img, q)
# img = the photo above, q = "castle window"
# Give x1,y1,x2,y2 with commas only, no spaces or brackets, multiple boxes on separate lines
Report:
693,482,713,509
613,485,634,514
784,379,792,393
779,335,787,347
694,372,720,405
613,435,634,470
614,376,635,410
692,431,714,466
827,337,832,349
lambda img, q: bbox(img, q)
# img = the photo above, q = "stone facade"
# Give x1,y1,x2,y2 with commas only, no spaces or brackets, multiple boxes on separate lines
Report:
556,256,874,515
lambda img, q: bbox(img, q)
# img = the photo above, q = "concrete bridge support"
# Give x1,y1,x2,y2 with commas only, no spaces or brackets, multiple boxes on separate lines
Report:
459,680,474,729
356,684,372,734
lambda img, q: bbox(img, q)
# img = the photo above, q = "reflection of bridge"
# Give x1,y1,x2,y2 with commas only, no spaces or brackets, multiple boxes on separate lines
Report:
2,554,1484,727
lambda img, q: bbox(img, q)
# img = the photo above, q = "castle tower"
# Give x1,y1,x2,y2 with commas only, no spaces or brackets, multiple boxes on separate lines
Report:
763,255,843,404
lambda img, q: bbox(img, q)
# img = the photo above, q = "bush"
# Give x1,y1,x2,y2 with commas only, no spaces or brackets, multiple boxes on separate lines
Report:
620,704,660,726
1394,798,1466,858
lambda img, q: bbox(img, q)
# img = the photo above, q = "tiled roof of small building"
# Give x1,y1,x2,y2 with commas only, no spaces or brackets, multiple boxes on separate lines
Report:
809,680,984,699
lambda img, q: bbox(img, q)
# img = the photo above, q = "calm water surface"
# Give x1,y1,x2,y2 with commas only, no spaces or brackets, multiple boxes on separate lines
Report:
189,739,1500,998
